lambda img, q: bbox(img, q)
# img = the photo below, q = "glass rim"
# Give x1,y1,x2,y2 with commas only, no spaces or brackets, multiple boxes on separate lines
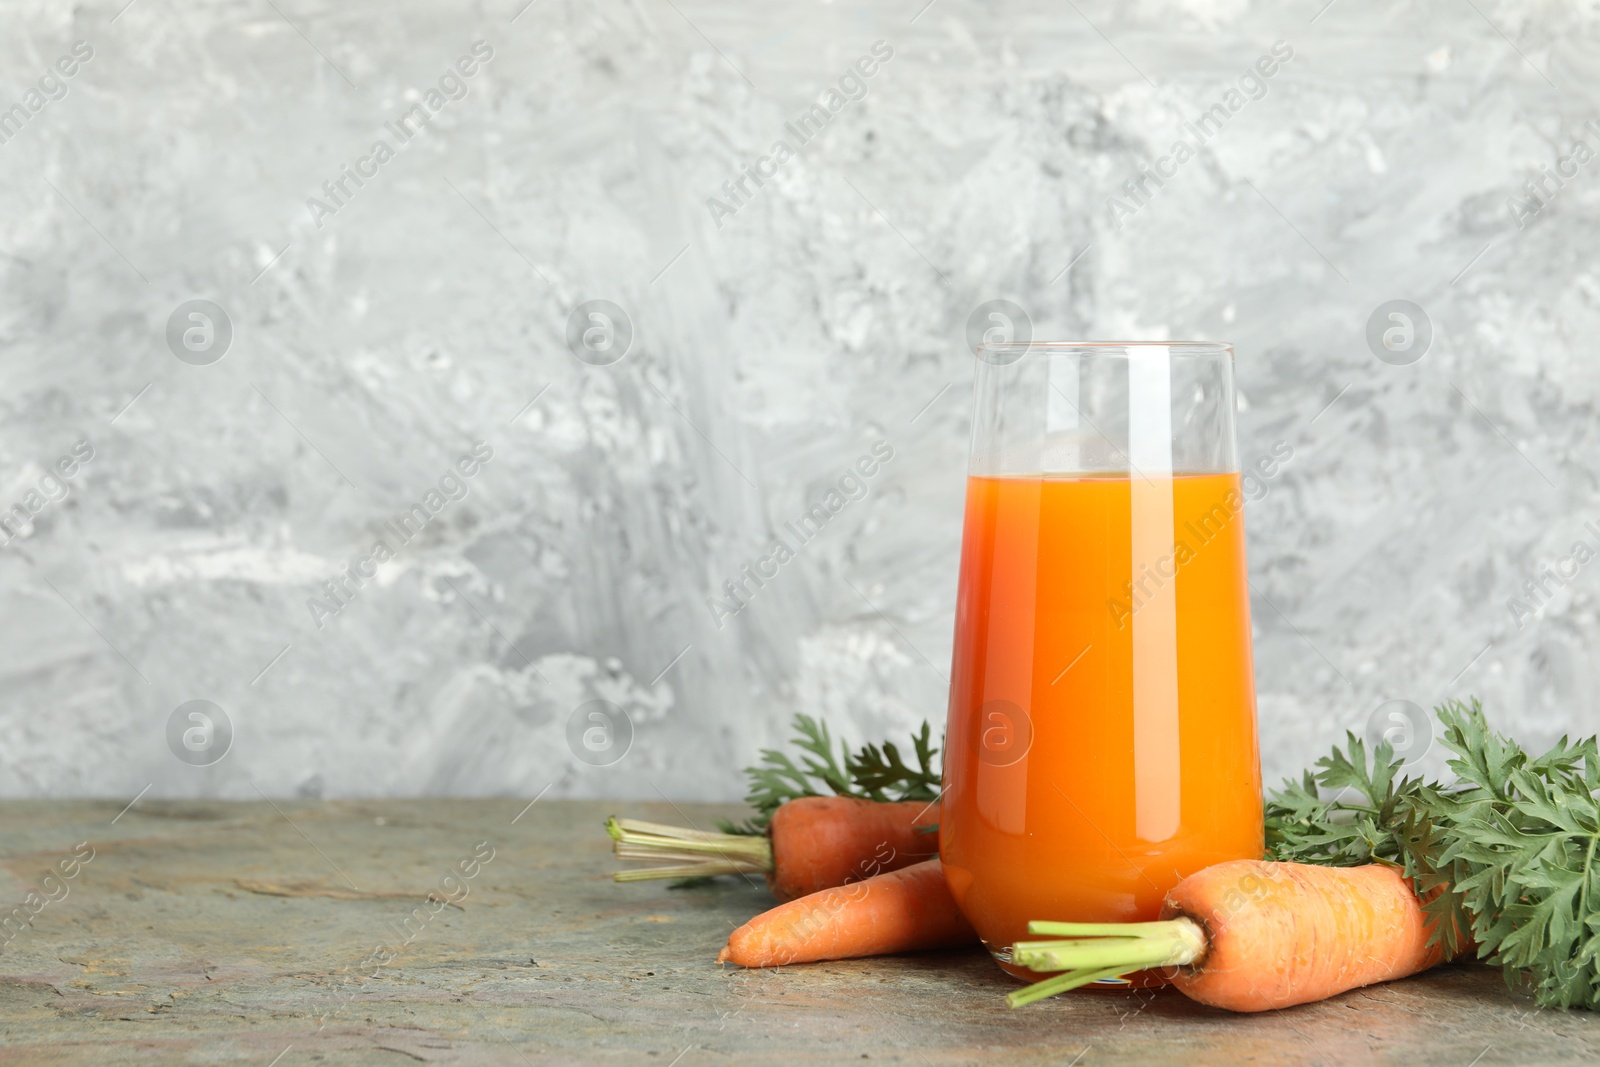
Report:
975,339,1232,356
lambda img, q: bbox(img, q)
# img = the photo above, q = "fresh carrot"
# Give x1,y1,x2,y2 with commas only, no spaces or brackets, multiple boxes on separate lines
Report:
766,797,939,901
608,796,938,901
718,858,976,968
1008,859,1459,1012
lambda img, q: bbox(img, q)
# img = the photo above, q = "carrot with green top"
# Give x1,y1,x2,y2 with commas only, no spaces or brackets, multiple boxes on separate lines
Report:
608,714,944,899
608,795,938,901
1008,859,1458,1011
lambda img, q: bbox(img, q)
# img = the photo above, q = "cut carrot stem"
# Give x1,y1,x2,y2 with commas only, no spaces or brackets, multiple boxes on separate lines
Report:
1007,964,1133,1009
605,817,773,881
1011,919,1205,974
608,818,746,842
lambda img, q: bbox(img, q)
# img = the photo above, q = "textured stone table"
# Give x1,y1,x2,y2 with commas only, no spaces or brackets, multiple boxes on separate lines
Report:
1,799,1597,1066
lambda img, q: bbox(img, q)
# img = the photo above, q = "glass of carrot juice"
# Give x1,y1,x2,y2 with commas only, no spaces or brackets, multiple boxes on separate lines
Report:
939,341,1263,984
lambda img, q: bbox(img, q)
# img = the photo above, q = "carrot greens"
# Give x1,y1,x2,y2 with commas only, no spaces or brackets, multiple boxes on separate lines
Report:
726,714,940,834
1265,698,1600,1010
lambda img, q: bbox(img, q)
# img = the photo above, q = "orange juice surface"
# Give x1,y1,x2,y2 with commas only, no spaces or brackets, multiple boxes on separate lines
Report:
940,472,1263,978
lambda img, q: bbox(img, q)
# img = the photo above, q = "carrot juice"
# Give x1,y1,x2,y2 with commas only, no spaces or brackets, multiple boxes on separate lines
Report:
939,471,1263,981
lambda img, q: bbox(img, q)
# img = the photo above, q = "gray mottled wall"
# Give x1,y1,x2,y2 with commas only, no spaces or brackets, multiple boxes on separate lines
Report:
1,0,1595,802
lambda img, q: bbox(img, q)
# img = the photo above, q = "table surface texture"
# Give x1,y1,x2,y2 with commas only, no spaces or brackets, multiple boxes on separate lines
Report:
0,799,1596,1066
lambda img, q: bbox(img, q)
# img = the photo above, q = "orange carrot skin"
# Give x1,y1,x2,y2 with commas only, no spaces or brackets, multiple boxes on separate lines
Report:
767,797,938,902
1165,860,1454,1012
720,858,975,968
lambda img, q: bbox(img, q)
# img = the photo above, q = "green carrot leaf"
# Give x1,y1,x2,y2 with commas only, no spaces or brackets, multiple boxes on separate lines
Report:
736,714,942,831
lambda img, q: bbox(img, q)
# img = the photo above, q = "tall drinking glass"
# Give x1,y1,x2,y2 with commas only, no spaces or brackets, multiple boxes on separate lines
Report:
939,341,1263,983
